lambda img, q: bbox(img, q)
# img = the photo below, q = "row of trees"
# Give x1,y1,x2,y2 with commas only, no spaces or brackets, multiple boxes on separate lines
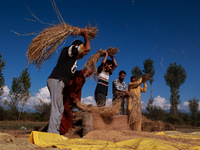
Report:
0,52,51,121
131,58,199,125
0,52,199,125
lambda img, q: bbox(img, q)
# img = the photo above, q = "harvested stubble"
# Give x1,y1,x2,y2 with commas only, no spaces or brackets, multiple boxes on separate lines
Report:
27,23,98,68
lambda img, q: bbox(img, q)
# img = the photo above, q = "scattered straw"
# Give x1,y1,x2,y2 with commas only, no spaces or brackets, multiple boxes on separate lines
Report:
64,126,82,138
75,91,125,118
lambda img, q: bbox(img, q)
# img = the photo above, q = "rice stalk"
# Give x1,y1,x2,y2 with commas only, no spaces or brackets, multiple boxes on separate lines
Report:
27,23,98,68
83,47,118,80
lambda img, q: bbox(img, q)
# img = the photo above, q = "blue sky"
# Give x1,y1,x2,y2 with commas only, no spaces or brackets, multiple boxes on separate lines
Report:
1,0,200,111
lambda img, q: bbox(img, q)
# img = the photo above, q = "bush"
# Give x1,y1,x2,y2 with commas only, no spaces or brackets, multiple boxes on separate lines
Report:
166,115,184,125
0,106,6,120
144,105,167,121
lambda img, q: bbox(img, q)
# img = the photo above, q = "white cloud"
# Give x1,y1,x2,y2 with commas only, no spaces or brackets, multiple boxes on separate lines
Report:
106,98,112,105
34,86,50,103
25,86,50,111
183,101,189,107
2,85,9,96
141,101,145,109
1,85,51,111
152,95,170,110
81,96,96,105
1,85,10,103
81,96,113,106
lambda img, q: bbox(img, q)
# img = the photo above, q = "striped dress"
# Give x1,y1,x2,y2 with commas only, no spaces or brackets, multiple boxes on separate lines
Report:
95,68,111,96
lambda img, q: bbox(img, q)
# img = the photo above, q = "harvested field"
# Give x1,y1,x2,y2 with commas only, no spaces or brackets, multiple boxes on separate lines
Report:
1,121,200,149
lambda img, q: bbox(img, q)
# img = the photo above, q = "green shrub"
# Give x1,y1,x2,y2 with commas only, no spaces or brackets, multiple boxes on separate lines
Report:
166,115,184,125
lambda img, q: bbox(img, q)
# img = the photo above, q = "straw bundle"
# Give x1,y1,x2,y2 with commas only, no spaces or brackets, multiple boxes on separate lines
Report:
83,47,118,79
142,74,151,82
27,23,98,68
84,47,118,67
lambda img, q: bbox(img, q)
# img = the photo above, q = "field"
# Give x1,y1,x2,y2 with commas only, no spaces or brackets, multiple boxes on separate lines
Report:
0,121,200,149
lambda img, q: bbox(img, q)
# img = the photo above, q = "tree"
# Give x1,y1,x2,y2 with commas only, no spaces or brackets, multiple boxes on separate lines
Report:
143,58,155,100
131,65,143,79
143,58,155,114
0,52,6,99
18,68,31,120
144,105,167,121
188,98,199,121
164,63,186,116
6,68,31,120
6,77,21,117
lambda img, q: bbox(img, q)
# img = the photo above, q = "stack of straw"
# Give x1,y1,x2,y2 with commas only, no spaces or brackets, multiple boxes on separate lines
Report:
27,23,98,68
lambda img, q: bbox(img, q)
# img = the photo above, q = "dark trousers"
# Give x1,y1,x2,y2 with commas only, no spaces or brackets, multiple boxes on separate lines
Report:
95,93,106,106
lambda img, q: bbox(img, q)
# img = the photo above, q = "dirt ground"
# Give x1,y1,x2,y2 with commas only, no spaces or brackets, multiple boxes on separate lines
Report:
0,121,200,150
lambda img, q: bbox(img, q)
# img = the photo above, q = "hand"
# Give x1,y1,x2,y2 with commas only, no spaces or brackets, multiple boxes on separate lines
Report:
102,50,108,56
142,74,151,82
125,91,131,96
80,28,88,37
73,99,79,104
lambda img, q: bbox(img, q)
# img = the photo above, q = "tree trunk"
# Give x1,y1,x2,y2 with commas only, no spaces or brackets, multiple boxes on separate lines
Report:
18,99,23,120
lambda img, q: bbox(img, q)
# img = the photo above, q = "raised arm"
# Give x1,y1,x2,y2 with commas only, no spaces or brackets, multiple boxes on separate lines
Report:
128,77,143,89
97,50,108,74
140,82,147,92
80,28,91,54
109,55,118,73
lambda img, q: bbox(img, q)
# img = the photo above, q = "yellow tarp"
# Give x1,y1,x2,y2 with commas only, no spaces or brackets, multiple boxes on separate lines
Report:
29,131,200,150
156,131,200,140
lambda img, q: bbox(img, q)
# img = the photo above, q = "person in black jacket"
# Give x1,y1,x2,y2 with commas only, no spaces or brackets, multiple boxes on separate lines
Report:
47,29,91,134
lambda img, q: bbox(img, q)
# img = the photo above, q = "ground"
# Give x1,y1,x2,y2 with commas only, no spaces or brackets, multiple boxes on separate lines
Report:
0,121,200,149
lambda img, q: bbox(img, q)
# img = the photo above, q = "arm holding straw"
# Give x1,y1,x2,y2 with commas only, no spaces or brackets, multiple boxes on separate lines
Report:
98,50,108,73
140,82,147,92
129,77,143,89
109,55,118,74
81,29,91,55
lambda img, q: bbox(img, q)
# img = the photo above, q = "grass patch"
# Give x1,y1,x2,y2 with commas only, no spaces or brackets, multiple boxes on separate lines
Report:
0,121,48,130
